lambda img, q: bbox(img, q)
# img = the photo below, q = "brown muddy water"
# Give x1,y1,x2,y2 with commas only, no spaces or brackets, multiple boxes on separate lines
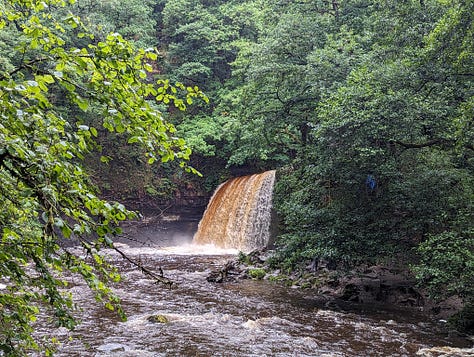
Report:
36,220,472,356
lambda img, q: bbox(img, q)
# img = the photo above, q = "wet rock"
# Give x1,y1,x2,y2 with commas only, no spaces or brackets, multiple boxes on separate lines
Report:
416,346,474,356
247,249,268,264
238,249,269,265
341,283,360,302
426,296,464,320
307,258,337,272
330,265,424,306
207,250,273,283
96,343,129,353
147,314,169,324
307,258,318,272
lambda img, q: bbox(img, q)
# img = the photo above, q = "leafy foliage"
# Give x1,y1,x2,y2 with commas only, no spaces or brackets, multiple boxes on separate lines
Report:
73,0,158,48
2,0,472,349
0,0,205,354
156,0,281,186
267,0,474,306
414,231,474,301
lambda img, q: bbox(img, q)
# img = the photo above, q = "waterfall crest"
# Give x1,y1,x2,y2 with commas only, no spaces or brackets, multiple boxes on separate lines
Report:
193,170,276,252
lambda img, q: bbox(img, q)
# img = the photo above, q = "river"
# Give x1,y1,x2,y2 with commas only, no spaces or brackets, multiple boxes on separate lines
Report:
36,219,472,356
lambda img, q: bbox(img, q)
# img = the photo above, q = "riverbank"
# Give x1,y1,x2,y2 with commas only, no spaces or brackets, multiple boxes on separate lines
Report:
208,250,474,341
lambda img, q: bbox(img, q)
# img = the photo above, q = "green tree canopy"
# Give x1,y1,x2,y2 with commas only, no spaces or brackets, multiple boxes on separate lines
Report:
269,0,473,315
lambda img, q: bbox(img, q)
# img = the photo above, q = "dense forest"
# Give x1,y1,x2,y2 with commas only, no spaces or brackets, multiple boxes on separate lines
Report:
112,0,473,328
0,0,473,354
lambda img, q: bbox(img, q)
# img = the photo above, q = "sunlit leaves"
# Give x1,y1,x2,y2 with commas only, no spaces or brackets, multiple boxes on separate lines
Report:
0,0,204,354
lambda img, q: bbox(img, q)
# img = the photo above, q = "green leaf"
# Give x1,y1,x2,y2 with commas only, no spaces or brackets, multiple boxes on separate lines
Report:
100,156,111,163
76,97,89,111
43,75,55,84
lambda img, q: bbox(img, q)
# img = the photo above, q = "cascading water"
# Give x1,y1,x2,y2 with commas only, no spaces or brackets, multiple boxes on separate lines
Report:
193,170,276,251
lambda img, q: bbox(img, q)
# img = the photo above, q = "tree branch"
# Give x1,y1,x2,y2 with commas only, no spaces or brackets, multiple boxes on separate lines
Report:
0,57,51,81
112,244,174,288
391,139,444,149
392,138,474,152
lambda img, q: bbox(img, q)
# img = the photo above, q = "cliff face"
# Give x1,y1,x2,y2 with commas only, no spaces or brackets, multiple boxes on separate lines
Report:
86,149,214,219
88,148,263,221
127,193,210,220
103,183,211,221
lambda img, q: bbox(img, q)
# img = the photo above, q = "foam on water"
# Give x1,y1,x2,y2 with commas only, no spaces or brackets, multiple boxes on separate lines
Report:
36,225,472,356
155,243,239,256
109,243,238,256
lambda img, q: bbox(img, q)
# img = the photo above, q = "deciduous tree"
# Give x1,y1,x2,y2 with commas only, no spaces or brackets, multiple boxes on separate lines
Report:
0,0,205,354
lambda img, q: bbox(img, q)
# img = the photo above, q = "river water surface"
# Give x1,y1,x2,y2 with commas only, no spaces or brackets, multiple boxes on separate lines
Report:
38,220,472,356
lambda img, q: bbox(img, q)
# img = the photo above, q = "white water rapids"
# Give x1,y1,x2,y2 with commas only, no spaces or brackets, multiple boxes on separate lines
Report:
32,219,472,356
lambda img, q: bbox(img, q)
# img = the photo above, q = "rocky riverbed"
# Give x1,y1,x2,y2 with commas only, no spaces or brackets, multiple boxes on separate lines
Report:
207,249,471,332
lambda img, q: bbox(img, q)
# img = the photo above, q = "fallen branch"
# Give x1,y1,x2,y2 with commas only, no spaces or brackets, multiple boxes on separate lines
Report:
112,244,174,288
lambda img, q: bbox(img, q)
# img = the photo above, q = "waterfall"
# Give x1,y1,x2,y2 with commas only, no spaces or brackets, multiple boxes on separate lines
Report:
193,170,276,252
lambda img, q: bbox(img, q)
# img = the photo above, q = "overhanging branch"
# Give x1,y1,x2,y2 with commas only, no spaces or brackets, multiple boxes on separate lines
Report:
391,139,444,149
391,138,474,152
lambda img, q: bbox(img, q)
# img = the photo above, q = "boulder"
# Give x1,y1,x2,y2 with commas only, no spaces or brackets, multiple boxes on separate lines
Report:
147,314,169,324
